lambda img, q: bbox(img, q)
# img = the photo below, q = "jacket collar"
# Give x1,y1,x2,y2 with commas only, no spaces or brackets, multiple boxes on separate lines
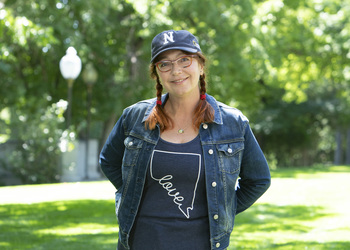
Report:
206,93,223,125
142,93,223,125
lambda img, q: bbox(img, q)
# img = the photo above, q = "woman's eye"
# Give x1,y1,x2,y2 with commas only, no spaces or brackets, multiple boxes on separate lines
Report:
180,57,190,62
160,62,170,67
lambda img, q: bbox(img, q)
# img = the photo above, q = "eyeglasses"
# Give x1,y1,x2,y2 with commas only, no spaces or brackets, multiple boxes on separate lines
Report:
155,55,197,72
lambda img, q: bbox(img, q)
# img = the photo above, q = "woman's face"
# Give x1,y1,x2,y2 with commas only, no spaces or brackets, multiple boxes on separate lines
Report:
155,50,203,99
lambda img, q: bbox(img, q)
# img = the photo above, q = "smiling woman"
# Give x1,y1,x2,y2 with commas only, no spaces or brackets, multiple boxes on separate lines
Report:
146,48,212,139
147,49,207,141
99,29,271,250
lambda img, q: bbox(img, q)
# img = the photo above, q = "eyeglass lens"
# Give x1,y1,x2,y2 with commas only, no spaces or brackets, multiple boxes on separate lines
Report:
157,56,193,72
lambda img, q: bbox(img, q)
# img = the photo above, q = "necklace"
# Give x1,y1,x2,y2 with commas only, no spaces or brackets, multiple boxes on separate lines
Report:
176,120,192,134
165,101,193,134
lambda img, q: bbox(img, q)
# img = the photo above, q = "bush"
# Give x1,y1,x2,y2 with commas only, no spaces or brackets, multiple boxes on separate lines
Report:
5,99,73,184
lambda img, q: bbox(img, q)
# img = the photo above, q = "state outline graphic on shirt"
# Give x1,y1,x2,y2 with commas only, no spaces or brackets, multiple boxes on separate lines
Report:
150,149,201,219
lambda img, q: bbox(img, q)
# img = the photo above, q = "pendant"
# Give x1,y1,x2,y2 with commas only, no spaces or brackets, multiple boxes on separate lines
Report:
178,129,184,134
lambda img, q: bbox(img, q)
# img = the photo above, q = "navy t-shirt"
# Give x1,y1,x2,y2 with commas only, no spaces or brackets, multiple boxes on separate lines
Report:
128,135,210,250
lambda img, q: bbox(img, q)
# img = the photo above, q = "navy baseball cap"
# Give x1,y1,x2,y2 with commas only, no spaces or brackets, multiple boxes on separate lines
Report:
151,30,201,62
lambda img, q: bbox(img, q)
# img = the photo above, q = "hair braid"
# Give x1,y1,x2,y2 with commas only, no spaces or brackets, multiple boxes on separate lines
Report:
156,75,163,104
193,71,214,128
200,73,207,96
145,65,172,131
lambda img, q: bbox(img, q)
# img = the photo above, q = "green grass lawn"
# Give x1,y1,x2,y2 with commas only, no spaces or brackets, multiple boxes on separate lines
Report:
1,166,349,249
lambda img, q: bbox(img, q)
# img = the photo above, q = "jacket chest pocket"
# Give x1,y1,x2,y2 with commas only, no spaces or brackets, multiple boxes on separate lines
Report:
122,137,143,167
216,141,244,174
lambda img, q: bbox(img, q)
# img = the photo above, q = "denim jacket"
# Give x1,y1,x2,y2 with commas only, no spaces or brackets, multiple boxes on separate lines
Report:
99,93,271,250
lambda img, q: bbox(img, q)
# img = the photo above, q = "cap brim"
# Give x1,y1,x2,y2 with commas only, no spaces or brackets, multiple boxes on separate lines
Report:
151,47,199,62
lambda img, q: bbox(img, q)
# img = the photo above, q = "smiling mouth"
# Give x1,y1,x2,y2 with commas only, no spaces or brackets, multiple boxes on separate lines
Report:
171,77,188,84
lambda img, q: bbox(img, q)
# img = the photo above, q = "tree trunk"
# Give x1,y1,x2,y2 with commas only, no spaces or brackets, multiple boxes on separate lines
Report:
334,128,343,165
346,128,350,165
99,113,118,153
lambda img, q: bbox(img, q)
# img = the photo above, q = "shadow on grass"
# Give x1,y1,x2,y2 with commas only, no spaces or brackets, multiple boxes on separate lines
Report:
1,200,349,250
271,165,350,178
0,200,118,250
235,204,329,232
230,203,350,249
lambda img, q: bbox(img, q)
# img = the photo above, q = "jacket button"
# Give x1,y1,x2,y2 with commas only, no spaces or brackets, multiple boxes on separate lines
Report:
216,242,220,248
212,182,217,187
227,148,232,153
128,141,133,146
213,214,219,220
203,124,208,129
208,149,213,155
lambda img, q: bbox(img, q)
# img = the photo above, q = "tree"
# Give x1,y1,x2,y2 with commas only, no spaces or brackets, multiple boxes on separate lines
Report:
1,0,153,183
1,0,349,184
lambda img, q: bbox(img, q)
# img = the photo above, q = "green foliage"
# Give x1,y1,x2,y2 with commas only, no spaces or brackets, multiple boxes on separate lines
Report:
4,100,69,184
1,0,154,184
1,0,350,173
1,0,152,124
251,88,329,166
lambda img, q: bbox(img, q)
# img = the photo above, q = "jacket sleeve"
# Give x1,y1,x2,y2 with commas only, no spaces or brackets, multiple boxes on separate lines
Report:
99,114,126,190
236,123,271,214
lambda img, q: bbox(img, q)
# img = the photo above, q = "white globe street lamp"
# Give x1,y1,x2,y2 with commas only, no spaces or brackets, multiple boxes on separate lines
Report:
59,47,82,127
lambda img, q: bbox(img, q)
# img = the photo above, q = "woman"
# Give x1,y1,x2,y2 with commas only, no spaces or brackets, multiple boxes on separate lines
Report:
100,30,271,250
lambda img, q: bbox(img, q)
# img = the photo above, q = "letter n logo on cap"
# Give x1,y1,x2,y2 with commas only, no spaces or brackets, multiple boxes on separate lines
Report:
163,32,174,44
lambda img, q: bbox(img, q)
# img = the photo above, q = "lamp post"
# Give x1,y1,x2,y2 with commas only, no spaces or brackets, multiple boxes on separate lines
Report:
82,63,98,179
59,47,82,128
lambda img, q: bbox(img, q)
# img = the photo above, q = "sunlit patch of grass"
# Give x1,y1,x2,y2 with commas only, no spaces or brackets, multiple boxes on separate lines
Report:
270,165,350,178
36,223,119,236
0,166,349,249
0,200,118,250
230,204,332,249
0,181,115,204
228,165,350,249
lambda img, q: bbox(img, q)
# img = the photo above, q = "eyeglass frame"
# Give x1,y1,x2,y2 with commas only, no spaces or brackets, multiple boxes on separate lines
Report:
155,55,198,72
